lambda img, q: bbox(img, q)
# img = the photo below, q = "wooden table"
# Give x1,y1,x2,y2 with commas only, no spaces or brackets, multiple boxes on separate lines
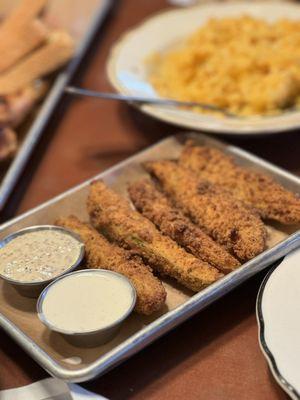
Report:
1,1,299,398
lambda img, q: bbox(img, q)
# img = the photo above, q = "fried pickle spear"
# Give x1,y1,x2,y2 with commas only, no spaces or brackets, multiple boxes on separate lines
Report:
128,179,240,273
56,215,166,315
179,143,300,225
87,181,223,292
145,161,267,262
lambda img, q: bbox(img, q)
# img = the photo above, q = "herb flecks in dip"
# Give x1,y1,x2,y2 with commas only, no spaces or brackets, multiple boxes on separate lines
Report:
0,229,82,282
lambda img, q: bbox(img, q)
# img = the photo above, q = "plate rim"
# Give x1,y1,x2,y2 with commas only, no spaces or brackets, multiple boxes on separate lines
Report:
106,1,300,136
256,259,300,400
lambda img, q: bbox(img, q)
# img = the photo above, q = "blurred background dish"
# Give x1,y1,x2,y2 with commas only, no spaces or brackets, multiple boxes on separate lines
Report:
0,0,111,211
107,1,300,135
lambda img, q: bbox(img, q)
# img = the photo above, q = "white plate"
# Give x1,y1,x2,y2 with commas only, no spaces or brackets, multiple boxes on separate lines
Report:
107,1,300,135
257,249,300,399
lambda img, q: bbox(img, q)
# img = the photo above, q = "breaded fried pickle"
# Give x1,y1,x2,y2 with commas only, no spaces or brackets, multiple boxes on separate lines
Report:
145,161,266,262
87,181,223,292
128,179,240,273
180,143,300,224
56,215,166,315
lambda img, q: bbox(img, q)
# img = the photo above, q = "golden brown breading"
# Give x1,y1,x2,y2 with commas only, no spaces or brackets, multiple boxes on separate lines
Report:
87,181,223,292
128,179,240,273
56,215,166,315
145,161,267,262
180,142,300,225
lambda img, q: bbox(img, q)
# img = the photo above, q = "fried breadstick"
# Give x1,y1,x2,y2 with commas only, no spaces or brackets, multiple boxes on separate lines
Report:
0,128,18,162
0,81,47,127
0,19,48,73
56,215,166,315
0,30,74,95
145,161,266,262
87,181,223,292
4,81,48,127
180,143,300,225
128,179,240,273
0,0,47,32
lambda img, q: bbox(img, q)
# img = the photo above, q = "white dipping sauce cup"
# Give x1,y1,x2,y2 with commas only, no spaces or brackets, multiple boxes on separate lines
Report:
37,269,136,347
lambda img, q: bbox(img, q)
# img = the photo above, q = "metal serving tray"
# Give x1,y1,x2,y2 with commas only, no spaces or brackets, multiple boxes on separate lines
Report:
0,0,112,211
0,132,299,382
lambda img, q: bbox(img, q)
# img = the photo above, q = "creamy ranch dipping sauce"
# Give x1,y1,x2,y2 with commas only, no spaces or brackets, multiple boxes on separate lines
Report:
41,272,134,333
0,229,82,282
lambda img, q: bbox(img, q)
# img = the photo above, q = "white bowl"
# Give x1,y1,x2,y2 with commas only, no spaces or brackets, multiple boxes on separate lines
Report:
107,1,300,135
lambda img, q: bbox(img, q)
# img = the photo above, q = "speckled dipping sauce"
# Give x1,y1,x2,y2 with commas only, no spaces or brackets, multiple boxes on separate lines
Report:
0,227,83,283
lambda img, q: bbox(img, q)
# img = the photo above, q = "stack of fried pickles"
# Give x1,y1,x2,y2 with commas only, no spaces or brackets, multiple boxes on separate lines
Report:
56,141,300,315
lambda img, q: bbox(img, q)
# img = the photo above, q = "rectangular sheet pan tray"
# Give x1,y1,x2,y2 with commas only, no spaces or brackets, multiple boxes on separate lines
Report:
0,0,111,211
0,132,299,382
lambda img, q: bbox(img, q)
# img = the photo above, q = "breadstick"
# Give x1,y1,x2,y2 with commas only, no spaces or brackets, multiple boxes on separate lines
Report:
6,80,48,127
0,19,48,73
0,0,48,33
0,31,74,94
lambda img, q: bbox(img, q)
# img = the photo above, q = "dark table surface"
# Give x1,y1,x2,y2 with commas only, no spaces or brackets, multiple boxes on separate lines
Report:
1,1,299,398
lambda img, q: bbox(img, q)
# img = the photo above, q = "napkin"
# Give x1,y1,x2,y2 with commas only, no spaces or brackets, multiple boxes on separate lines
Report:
0,378,108,400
